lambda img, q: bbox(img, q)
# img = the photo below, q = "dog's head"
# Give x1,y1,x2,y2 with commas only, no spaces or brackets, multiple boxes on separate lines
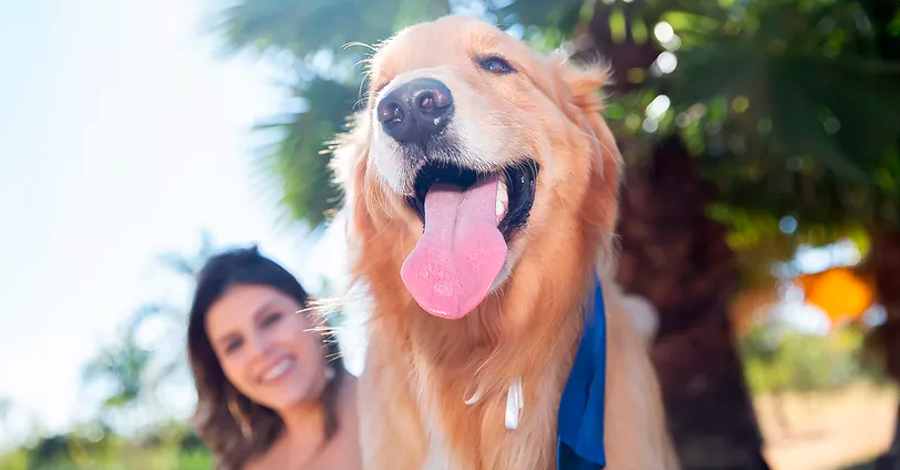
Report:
337,16,622,321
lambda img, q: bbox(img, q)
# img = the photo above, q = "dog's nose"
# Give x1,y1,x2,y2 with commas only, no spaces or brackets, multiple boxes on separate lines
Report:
377,78,454,144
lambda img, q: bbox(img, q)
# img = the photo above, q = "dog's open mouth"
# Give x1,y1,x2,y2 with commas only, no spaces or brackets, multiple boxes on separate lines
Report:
400,160,538,320
405,161,538,240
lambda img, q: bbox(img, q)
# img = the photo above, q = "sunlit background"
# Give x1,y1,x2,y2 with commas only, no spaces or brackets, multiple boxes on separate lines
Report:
1,0,898,469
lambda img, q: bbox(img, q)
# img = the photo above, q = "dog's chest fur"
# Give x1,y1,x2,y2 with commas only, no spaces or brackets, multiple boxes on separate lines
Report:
414,378,562,469
357,314,577,470
400,334,575,470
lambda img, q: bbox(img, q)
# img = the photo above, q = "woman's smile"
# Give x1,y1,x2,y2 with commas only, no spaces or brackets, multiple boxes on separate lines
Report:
259,356,297,384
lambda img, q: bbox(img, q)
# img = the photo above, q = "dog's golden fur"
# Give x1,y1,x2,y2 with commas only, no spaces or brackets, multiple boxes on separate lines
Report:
331,15,679,470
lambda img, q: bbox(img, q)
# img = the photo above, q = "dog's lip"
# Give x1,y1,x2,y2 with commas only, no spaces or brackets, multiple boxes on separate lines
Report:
404,159,538,241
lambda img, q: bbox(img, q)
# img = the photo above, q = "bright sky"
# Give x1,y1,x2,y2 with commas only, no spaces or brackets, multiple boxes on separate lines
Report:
0,0,359,443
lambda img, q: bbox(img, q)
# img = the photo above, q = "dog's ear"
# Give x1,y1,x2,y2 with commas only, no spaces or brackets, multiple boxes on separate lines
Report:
547,57,622,183
551,58,611,113
547,55,623,254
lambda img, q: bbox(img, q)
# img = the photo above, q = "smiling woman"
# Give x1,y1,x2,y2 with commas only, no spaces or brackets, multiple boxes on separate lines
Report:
186,247,360,470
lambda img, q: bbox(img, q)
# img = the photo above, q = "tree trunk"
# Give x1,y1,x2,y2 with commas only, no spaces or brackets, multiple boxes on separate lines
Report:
870,229,900,470
616,137,771,470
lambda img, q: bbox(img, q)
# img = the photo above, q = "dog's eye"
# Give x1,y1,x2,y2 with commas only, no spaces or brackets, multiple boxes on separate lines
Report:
478,56,515,74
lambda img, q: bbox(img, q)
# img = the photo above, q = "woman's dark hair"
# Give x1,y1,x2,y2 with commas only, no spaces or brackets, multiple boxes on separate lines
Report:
186,245,343,470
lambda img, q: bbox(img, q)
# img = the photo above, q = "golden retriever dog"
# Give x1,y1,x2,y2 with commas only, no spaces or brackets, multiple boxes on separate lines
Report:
331,15,679,470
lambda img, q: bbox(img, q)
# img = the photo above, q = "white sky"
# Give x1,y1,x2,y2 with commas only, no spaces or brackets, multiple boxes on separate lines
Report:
0,0,359,443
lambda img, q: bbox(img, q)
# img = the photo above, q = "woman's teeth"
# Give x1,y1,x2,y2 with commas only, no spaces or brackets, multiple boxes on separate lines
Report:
496,179,509,224
261,358,292,382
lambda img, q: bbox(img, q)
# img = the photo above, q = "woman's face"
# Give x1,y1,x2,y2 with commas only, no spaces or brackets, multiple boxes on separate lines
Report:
205,284,327,411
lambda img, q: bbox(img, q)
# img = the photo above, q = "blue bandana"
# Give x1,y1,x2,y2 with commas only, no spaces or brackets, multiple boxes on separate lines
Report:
557,277,607,470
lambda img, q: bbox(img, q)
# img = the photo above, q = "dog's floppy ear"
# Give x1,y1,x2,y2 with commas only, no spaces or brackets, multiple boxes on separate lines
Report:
546,55,623,253
547,56,622,183
551,58,611,114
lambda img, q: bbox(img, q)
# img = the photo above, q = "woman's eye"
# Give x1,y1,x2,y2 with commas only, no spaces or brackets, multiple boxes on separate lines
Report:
478,56,515,74
226,338,243,353
262,312,283,328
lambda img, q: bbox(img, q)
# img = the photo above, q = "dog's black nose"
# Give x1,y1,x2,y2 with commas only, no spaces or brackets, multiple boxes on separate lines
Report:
377,78,453,145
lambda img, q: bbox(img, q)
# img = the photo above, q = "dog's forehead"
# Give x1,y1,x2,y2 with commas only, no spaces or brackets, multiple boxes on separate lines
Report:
372,17,520,77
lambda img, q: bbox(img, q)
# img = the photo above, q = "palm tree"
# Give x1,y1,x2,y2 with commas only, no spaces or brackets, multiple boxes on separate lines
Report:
81,328,154,432
81,231,223,433
153,229,219,280
211,0,452,228
126,230,223,396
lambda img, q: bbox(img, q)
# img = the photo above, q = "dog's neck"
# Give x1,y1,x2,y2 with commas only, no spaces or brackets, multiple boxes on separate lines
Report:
418,233,606,379
392,259,597,398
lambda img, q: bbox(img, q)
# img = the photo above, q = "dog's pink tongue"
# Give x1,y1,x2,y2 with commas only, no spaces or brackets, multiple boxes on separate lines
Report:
401,176,507,319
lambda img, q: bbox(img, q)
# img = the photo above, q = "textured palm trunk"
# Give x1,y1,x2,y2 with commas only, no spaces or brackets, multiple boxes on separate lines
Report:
615,137,770,470
871,229,900,470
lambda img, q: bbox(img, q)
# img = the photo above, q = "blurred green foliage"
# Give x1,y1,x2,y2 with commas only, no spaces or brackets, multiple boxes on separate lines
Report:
657,0,900,235
251,78,361,226
739,319,889,396
212,0,455,227
0,421,212,470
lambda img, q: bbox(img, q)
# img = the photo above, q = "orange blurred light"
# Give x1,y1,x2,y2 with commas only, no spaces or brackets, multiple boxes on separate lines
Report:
796,268,873,323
